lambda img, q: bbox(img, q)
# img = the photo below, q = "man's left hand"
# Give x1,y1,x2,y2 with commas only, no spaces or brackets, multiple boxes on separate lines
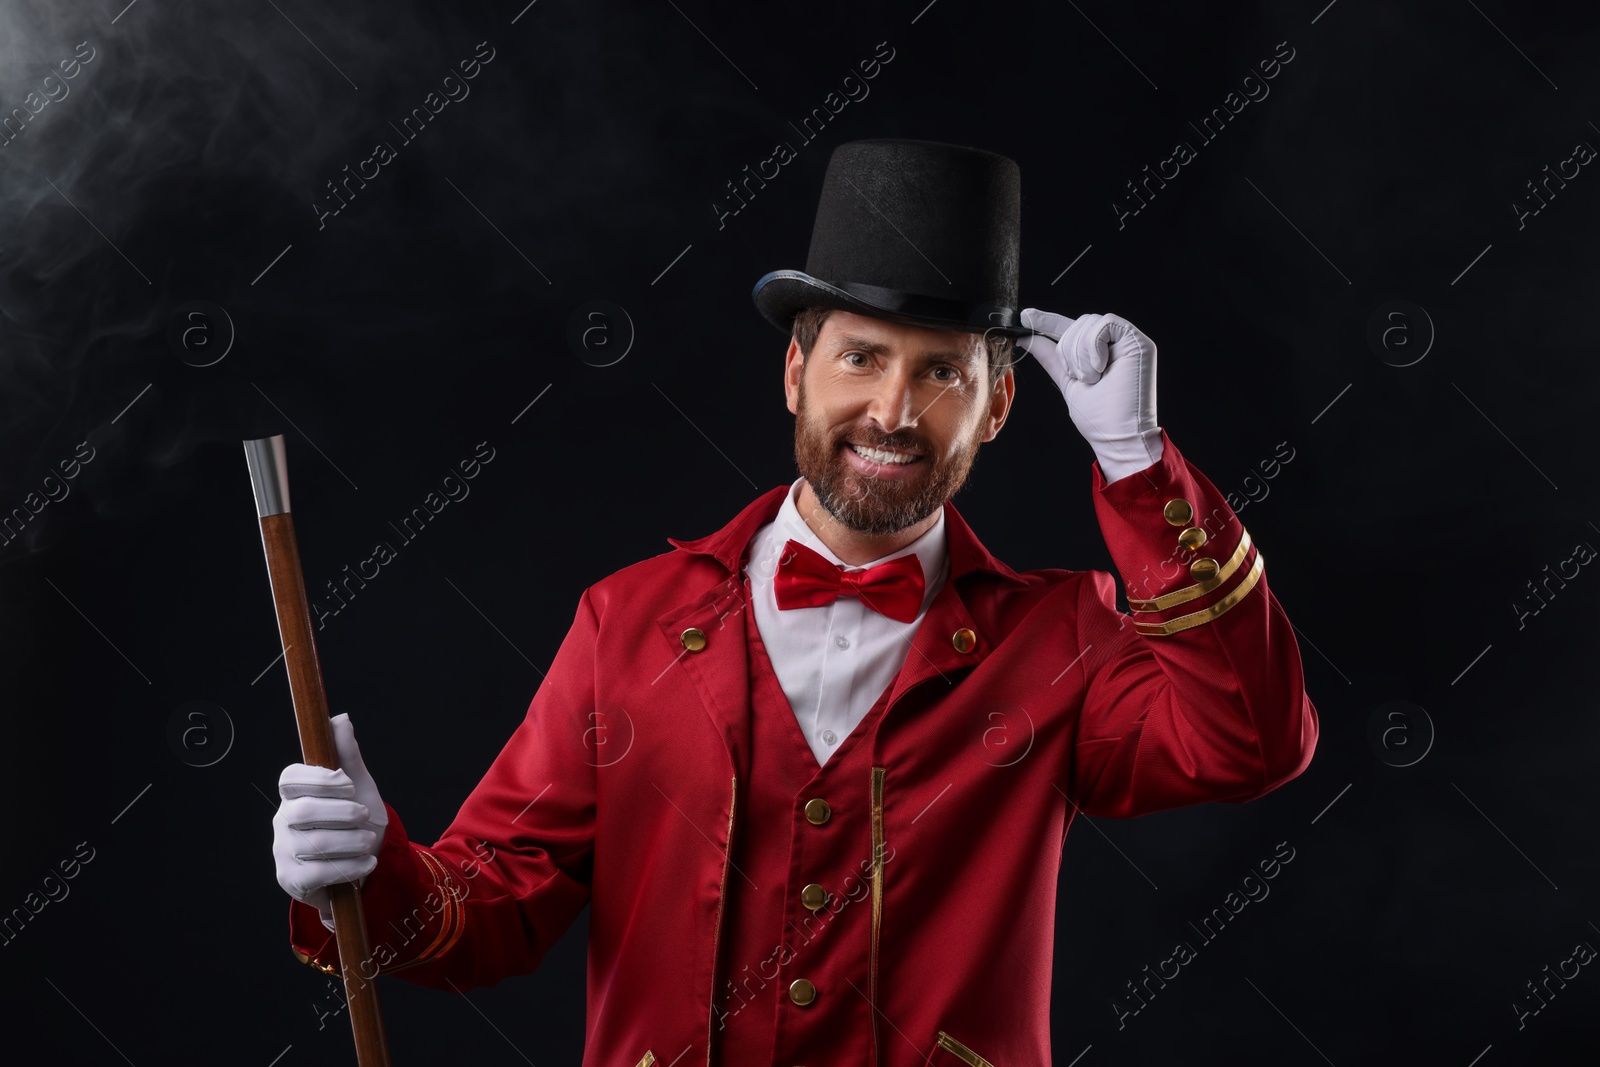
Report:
1016,309,1164,483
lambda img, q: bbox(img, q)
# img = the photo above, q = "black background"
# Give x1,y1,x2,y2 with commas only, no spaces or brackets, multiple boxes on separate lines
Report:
2,0,1597,1063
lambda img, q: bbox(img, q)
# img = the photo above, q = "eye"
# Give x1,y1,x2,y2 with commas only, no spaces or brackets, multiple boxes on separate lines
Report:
843,351,870,368
931,365,962,382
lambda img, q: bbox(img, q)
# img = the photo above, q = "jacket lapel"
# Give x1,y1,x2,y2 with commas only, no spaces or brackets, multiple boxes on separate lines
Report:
879,499,1028,708
880,573,985,709
653,486,789,783
654,573,758,786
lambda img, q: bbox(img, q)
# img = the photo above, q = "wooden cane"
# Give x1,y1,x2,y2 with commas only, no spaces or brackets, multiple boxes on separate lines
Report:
246,435,393,1067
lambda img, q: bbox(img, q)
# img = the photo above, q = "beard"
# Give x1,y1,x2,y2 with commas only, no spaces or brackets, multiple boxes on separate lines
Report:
793,374,987,536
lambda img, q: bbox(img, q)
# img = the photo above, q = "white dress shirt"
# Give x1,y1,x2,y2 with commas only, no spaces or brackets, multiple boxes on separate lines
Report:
742,477,951,767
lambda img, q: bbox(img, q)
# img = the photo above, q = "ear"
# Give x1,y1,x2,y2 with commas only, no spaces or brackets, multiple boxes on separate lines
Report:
784,337,804,415
979,365,1015,443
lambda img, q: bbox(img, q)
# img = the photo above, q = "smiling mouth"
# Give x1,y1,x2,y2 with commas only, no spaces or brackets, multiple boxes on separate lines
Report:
845,442,922,466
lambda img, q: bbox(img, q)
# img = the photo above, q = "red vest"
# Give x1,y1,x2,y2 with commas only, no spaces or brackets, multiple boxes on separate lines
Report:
714,573,899,1065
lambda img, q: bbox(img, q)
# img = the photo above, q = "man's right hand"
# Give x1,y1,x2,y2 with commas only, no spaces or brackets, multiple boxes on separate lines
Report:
272,712,390,927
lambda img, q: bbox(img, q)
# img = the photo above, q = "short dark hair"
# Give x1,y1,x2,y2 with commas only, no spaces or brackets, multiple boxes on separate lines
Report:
791,306,1015,392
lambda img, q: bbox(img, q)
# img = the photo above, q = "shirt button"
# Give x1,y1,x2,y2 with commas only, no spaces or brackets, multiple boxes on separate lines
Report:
788,978,817,1006
834,634,850,649
821,729,837,746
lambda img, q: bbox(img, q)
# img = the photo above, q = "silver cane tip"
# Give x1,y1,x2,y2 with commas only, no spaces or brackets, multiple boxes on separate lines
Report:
243,436,291,517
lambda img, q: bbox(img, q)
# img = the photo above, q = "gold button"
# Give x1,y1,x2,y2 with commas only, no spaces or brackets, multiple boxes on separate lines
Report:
680,627,707,652
1190,557,1219,581
1163,498,1193,526
803,798,831,825
800,883,828,911
1177,525,1207,551
951,627,977,653
788,978,816,1006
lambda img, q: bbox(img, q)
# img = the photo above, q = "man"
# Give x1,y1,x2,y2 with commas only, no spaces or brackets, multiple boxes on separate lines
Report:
272,139,1318,1066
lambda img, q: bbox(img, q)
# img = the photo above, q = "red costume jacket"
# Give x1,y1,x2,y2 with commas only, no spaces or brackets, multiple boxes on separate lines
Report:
287,429,1319,1066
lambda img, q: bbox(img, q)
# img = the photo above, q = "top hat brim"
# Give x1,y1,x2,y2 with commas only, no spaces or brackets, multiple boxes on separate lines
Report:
752,270,1032,341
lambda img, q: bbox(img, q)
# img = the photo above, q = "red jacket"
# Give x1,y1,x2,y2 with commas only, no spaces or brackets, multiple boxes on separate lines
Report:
287,429,1318,1066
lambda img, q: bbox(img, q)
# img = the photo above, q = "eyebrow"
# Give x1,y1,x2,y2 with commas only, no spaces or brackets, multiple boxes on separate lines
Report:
832,334,980,368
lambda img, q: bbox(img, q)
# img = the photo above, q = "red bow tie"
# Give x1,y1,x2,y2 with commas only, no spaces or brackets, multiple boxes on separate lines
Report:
773,539,926,623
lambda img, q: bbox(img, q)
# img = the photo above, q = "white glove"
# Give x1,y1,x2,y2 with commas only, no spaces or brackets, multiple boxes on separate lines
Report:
1015,309,1163,483
272,713,389,930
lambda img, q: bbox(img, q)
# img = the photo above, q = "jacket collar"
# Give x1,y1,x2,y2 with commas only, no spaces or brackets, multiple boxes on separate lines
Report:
656,485,1027,789
665,483,1028,586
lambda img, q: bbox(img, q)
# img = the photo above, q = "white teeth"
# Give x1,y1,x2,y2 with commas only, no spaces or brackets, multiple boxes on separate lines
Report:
850,443,918,465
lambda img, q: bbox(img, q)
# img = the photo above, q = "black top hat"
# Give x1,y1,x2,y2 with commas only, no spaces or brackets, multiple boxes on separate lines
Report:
752,138,1025,339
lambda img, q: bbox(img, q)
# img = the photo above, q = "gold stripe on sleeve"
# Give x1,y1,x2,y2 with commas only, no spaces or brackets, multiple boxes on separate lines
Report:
1128,529,1253,613
1133,550,1265,636
935,1030,998,1067
408,849,457,963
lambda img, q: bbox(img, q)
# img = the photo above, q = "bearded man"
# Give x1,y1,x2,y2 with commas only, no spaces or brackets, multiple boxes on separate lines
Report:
272,138,1318,1067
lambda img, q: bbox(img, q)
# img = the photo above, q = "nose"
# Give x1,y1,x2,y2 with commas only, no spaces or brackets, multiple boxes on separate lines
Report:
865,361,920,435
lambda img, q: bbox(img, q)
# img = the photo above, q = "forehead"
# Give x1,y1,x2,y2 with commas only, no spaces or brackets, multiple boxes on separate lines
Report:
816,310,984,362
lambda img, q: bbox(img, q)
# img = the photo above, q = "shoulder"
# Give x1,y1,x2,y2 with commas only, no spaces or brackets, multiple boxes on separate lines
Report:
955,563,1107,637
581,543,733,618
